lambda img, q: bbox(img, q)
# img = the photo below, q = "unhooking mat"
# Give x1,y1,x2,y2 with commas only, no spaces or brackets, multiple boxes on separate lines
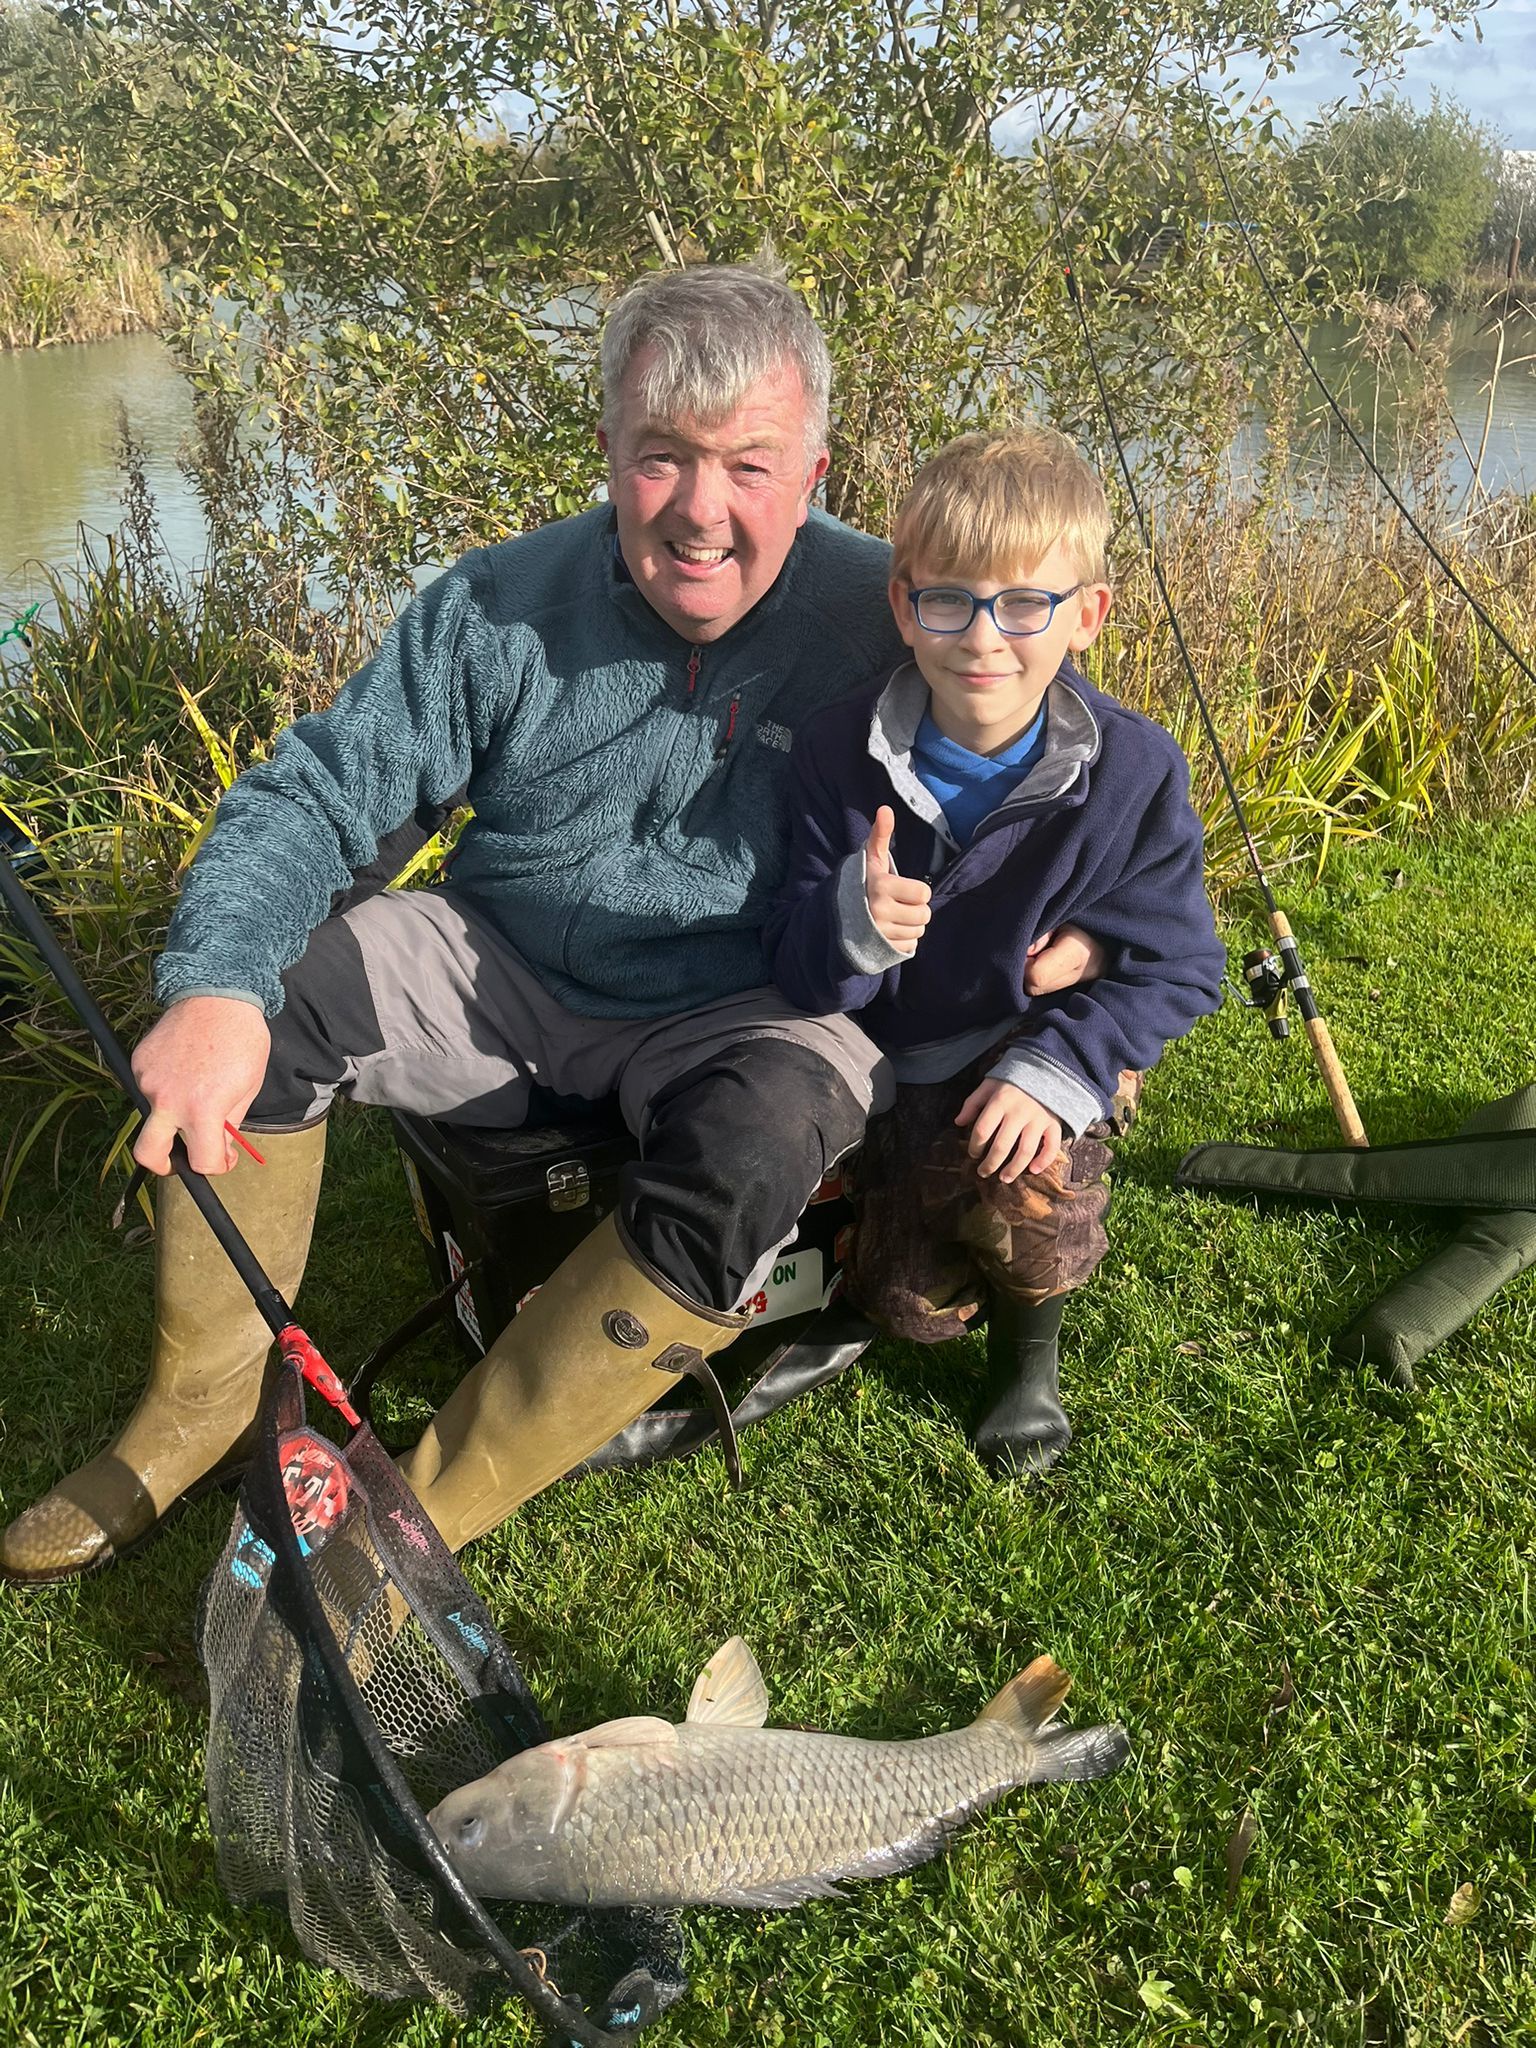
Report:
1175,1082,1536,1388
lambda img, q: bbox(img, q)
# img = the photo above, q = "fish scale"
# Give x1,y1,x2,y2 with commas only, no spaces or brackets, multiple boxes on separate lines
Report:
565,1725,1026,1904
427,1642,1129,1911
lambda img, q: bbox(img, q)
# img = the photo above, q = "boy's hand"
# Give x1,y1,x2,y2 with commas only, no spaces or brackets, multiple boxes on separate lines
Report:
864,805,931,954
954,1077,1063,1182
1025,923,1106,996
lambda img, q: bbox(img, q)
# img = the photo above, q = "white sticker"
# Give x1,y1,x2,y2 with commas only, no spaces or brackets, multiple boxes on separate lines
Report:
744,1249,824,1326
443,1229,484,1351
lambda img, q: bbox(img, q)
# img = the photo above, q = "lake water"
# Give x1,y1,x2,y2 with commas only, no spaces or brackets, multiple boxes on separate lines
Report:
3,308,1535,634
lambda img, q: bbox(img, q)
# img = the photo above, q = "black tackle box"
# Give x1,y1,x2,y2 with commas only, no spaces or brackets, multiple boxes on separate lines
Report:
392,1104,856,1378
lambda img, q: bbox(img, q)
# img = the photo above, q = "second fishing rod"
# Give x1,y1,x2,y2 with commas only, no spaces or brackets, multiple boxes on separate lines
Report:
1031,89,1369,1148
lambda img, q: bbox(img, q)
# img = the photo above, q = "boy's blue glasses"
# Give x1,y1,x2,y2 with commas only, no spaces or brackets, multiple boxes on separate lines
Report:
908,583,1082,636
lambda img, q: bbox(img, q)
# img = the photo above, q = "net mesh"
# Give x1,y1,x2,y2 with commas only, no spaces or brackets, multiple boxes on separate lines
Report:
196,1359,684,2043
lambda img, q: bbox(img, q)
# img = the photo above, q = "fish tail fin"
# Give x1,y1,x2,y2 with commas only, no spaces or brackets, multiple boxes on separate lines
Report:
1026,1721,1131,1783
975,1656,1130,1783
974,1655,1073,1735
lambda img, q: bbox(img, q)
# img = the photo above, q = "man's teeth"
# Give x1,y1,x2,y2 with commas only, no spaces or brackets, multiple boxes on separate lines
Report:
671,544,732,564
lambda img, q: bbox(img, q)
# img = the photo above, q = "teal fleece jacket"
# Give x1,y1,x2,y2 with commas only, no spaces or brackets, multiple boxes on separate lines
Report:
156,505,899,1020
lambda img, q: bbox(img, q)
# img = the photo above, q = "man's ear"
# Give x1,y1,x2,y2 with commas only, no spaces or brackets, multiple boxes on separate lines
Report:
596,425,610,458
1068,584,1113,652
799,447,831,515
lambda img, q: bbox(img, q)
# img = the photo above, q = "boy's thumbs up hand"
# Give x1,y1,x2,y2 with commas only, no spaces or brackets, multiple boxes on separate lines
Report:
864,805,931,955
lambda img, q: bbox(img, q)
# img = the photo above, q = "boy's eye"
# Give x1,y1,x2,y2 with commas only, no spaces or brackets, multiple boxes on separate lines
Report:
994,590,1054,630
913,587,974,628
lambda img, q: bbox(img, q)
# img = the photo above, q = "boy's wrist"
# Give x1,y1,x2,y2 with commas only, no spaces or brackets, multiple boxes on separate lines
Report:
835,848,912,974
985,1045,1103,1138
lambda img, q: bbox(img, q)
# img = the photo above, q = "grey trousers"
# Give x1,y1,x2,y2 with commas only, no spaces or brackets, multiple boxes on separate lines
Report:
248,887,892,1310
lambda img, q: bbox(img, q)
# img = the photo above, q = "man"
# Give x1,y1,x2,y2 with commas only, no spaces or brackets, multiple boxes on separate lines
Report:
0,262,1091,1584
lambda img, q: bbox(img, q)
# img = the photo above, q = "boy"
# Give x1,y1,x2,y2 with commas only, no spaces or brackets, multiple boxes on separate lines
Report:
766,426,1225,1476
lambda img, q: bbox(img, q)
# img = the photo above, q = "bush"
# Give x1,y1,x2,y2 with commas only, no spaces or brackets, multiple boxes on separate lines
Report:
1292,97,1502,295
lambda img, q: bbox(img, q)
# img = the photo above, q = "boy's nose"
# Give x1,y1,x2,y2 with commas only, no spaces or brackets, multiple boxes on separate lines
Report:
958,604,1006,651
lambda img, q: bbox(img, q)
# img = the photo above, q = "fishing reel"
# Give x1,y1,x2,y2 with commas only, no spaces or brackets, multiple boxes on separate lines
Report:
1226,945,1290,1040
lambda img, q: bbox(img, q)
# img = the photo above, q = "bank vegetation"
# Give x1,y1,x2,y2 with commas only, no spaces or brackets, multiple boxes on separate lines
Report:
0,120,164,348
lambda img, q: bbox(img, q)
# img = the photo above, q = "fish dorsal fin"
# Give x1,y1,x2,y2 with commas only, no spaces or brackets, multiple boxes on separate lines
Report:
685,1637,769,1727
974,1655,1072,1734
574,1716,678,1750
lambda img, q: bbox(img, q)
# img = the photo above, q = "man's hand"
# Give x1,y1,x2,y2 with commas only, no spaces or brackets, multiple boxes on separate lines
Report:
1024,923,1107,996
955,1077,1063,1182
864,805,931,955
130,995,273,1176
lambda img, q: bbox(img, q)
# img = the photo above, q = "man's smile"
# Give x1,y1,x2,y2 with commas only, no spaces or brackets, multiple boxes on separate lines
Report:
667,541,735,569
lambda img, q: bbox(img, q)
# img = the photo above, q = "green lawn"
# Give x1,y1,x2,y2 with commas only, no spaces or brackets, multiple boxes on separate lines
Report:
3,817,1534,2048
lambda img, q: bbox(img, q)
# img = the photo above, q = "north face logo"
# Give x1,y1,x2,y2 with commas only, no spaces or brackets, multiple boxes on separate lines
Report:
756,719,793,753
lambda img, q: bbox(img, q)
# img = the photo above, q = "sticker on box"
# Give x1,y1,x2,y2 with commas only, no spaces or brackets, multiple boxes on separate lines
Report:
443,1229,485,1350
744,1249,824,1325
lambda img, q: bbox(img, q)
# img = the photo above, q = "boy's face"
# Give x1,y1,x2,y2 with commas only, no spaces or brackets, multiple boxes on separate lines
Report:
890,538,1112,752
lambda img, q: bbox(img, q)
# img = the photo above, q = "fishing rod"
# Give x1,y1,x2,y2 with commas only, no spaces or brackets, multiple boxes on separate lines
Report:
0,838,360,1423
1030,88,1369,1147
1190,59,1536,697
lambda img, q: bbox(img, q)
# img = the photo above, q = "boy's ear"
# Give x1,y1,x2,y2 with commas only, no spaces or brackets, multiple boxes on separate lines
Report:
1067,583,1113,652
888,575,919,648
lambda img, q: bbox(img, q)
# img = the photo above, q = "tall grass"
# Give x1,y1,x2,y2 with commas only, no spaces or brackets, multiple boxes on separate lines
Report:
1096,475,1536,892
0,205,165,350
2,429,1534,1193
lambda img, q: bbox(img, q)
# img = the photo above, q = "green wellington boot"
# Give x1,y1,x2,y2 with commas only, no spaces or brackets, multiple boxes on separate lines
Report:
0,1122,327,1585
400,1212,750,1554
971,1291,1072,1479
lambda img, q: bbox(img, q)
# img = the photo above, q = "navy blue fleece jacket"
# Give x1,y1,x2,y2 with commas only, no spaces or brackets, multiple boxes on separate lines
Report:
156,505,900,1020
764,661,1226,1134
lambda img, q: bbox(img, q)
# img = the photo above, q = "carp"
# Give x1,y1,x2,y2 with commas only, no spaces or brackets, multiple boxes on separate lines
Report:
427,1637,1128,1908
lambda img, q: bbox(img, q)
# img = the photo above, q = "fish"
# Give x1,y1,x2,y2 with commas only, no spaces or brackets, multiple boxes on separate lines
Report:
426,1637,1129,1909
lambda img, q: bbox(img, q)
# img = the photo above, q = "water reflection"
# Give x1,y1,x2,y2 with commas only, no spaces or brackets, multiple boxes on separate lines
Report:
2,303,1533,632
0,332,207,624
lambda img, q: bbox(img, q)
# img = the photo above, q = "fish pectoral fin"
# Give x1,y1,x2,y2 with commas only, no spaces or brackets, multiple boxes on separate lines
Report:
574,1716,678,1750
685,1636,769,1728
713,1873,847,1911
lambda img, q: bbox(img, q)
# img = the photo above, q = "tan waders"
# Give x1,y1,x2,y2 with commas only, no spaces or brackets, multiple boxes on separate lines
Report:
400,1212,748,1555
0,1122,327,1585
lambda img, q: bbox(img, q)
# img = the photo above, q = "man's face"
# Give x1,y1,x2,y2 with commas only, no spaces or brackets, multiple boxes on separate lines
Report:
600,352,830,644
891,539,1112,753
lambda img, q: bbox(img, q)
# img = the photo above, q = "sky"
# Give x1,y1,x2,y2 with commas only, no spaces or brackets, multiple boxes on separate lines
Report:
1232,1,1536,149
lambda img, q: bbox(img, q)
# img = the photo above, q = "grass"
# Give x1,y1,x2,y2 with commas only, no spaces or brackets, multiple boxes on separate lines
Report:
2,816,1535,2048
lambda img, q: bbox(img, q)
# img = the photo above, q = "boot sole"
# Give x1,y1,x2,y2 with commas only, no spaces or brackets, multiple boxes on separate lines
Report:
0,1459,251,1588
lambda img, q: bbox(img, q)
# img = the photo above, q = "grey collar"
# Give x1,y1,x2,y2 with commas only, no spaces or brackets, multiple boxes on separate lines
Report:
868,661,1101,852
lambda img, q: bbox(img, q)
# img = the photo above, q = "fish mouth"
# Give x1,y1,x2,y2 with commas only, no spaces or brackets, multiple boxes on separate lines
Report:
428,1805,485,1860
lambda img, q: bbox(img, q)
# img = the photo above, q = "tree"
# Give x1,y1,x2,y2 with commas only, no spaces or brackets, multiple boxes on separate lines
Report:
1291,95,1501,294
17,0,1485,604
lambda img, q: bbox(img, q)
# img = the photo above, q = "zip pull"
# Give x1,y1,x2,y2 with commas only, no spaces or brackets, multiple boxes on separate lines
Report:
714,695,740,761
685,648,701,697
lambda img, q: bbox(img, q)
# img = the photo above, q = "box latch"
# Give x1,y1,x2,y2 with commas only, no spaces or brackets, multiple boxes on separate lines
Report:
545,1158,591,1212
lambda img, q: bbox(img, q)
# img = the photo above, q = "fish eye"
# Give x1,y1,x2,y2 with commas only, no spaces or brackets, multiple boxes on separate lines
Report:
454,1813,486,1850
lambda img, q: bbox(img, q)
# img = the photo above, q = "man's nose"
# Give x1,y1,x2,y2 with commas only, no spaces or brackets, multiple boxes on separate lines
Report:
672,459,729,530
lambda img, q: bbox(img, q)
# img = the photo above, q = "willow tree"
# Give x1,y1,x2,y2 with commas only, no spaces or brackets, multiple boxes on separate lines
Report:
28,0,1482,604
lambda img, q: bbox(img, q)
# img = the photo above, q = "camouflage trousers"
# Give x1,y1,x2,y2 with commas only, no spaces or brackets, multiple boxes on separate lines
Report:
844,1051,1142,1344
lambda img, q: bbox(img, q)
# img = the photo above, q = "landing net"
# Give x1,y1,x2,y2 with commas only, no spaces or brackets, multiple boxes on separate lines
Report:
195,1357,684,2044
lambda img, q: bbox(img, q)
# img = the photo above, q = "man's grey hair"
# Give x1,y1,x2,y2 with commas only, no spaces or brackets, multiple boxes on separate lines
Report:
599,261,832,466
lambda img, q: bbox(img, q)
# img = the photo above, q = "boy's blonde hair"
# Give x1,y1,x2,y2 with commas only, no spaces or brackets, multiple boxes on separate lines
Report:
891,426,1111,587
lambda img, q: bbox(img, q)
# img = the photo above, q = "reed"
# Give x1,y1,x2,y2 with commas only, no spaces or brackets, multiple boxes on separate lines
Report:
1,449,1533,1193
0,205,165,350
